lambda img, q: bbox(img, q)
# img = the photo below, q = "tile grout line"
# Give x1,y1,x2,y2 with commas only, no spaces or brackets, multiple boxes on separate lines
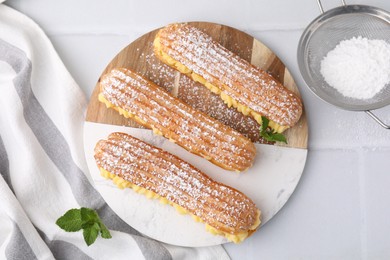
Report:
307,147,390,152
358,148,368,260
42,26,305,37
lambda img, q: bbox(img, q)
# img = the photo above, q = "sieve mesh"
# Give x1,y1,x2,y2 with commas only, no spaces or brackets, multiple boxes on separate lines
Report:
298,5,390,111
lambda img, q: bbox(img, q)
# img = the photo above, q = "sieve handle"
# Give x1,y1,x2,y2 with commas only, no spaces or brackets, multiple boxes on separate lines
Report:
317,0,347,14
365,110,390,129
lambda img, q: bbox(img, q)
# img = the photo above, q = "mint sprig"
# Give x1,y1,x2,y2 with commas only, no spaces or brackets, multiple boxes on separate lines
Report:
56,208,112,246
260,116,287,144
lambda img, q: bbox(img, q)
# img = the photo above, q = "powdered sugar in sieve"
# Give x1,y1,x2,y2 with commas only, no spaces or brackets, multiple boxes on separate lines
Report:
320,36,390,100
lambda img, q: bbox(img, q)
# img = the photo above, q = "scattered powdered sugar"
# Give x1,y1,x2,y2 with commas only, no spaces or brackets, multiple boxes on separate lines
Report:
320,36,390,99
139,44,176,92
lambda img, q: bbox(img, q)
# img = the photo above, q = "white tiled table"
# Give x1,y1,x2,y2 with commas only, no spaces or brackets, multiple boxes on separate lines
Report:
6,0,390,259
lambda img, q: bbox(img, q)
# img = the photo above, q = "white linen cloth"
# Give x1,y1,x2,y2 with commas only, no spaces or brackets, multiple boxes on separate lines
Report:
0,2,230,259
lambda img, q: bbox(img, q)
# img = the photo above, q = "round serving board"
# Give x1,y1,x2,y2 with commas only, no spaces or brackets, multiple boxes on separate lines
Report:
84,22,308,246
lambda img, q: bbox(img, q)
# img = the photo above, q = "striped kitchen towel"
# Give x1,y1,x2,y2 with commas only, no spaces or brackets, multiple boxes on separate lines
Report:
0,2,229,260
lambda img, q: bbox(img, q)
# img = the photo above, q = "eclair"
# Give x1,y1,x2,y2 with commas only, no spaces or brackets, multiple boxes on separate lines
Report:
154,23,303,133
94,132,261,243
98,68,256,172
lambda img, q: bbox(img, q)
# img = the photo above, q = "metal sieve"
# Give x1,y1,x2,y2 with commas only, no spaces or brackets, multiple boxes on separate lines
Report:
298,0,390,128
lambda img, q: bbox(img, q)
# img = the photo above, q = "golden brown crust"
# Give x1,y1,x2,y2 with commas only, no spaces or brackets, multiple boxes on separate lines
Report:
99,68,256,172
154,23,302,128
94,132,261,239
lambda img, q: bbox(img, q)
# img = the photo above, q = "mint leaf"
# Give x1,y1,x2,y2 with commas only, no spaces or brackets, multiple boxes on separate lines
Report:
259,116,269,133
99,222,112,239
80,207,112,241
56,209,83,232
265,132,287,143
81,207,100,223
260,116,287,144
83,222,100,246
56,207,112,246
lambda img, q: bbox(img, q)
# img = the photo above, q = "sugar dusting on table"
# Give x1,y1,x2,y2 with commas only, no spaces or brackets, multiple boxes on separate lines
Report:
320,36,390,100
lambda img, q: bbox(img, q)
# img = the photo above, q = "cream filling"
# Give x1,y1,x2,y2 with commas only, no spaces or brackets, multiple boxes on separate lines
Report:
98,93,163,136
154,36,289,133
100,168,261,243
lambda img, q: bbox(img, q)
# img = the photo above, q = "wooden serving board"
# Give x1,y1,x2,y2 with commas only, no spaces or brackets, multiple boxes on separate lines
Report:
84,22,309,246
86,22,308,149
